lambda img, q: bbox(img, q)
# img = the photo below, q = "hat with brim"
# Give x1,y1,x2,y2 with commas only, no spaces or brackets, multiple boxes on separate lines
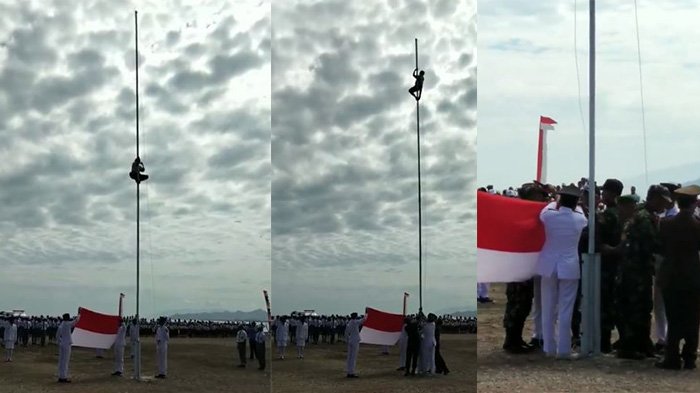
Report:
675,185,700,197
558,184,581,198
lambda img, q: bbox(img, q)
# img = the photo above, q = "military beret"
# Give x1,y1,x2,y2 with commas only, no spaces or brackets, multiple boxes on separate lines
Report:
602,179,624,195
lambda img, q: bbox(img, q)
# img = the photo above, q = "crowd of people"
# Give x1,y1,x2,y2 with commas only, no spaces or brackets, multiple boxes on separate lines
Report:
269,311,472,378
0,313,270,382
478,178,700,370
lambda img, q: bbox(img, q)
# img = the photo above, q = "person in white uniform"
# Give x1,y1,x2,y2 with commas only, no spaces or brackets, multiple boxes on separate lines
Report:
296,317,309,359
345,312,365,378
397,317,409,371
129,319,139,360
112,319,127,376
276,316,289,359
536,185,587,359
236,325,248,367
57,312,80,383
419,313,437,374
2,317,18,362
155,317,169,379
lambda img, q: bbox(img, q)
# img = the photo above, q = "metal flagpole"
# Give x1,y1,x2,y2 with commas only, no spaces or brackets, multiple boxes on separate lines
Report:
134,9,142,379
582,0,601,357
415,38,423,315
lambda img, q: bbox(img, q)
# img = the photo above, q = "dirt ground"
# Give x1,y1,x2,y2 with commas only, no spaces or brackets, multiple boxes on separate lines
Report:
0,338,270,393
271,334,476,393
478,283,700,393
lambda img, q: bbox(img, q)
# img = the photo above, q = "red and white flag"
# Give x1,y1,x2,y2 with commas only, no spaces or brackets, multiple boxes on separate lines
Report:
477,192,546,282
72,307,121,349
539,115,557,131
359,307,404,346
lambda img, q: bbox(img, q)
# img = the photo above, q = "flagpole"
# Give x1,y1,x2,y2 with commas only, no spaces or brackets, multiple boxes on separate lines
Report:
582,0,601,357
414,38,423,315
134,9,142,380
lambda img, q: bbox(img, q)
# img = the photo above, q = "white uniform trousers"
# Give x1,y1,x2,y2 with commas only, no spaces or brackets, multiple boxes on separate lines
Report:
114,345,124,373
531,276,543,340
346,341,359,374
541,274,578,356
399,336,407,367
653,257,667,344
58,345,71,379
156,343,167,375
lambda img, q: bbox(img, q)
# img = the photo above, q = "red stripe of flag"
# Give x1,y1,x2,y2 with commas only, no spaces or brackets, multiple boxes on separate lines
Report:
477,192,546,253
76,307,121,335
540,115,557,125
363,308,404,332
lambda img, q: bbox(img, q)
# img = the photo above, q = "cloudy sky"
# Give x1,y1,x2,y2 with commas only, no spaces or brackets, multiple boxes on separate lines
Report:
479,1,700,193
271,0,476,315
0,0,270,318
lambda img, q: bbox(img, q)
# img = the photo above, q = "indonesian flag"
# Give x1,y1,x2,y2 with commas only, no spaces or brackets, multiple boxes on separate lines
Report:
359,307,404,346
72,307,121,349
540,115,557,131
477,192,547,282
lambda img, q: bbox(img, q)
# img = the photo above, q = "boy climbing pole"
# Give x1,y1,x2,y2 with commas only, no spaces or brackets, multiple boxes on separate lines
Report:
408,68,425,101
129,157,149,183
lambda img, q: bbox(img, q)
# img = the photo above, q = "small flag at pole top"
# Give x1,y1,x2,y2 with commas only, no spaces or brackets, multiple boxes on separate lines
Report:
539,116,557,131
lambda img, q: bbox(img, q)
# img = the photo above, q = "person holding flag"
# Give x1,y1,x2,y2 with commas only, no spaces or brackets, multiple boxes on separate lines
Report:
57,312,80,383
536,185,587,360
112,318,127,377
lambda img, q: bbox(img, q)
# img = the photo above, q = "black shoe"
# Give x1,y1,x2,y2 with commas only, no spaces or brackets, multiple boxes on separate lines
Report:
616,350,645,360
111,371,122,376
528,338,543,349
397,367,406,371
655,360,681,370
503,342,533,354
346,374,359,378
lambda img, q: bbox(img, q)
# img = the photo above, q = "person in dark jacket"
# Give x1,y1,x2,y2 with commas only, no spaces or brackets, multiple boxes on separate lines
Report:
404,317,420,376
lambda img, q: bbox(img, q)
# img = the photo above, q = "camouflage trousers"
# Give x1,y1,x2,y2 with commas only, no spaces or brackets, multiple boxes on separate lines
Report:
503,279,534,333
616,271,653,354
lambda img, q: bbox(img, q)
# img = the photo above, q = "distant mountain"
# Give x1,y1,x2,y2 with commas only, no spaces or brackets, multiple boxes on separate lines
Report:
170,309,267,322
437,307,476,318
448,310,476,318
626,161,700,192
683,178,700,186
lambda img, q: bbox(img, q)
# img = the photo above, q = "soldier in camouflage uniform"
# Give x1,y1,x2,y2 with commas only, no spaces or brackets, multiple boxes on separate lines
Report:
502,183,549,354
597,179,624,353
615,185,668,359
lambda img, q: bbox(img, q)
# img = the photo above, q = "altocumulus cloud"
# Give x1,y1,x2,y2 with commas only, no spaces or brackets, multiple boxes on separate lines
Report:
271,0,476,315
0,0,270,317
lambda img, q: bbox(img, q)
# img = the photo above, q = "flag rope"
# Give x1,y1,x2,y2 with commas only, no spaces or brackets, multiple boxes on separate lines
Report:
633,0,649,186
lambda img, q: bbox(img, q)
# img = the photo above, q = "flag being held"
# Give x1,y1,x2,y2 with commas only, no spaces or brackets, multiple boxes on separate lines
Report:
71,307,121,349
477,192,547,283
359,307,405,346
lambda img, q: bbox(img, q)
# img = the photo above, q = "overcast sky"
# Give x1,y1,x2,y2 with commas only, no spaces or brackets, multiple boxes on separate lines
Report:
0,0,270,318
479,0,700,193
271,0,476,315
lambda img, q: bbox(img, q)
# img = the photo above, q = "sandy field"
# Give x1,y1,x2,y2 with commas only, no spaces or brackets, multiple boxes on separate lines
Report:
271,333,476,393
478,283,700,393
0,338,270,393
